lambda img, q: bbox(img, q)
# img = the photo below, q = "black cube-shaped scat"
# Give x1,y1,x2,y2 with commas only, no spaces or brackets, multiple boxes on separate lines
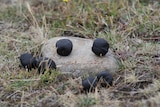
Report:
82,76,98,92
92,38,109,57
36,57,56,74
19,53,36,71
56,39,73,56
96,70,113,87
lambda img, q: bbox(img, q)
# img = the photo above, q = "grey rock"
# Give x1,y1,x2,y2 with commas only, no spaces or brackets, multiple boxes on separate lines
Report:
41,37,118,76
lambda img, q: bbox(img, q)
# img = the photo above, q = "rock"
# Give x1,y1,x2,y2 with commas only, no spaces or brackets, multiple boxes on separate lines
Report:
41,37,118,76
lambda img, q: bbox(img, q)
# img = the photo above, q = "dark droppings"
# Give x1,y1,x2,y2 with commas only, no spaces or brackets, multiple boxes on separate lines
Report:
19,53,56,74
56,39,73,56
36,57,56,74
82,76,98,92
92,38,109,57
19,53,37,71
96,70,113,87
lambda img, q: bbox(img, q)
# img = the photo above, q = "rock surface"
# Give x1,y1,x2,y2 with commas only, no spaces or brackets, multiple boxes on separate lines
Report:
41,37,118,76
